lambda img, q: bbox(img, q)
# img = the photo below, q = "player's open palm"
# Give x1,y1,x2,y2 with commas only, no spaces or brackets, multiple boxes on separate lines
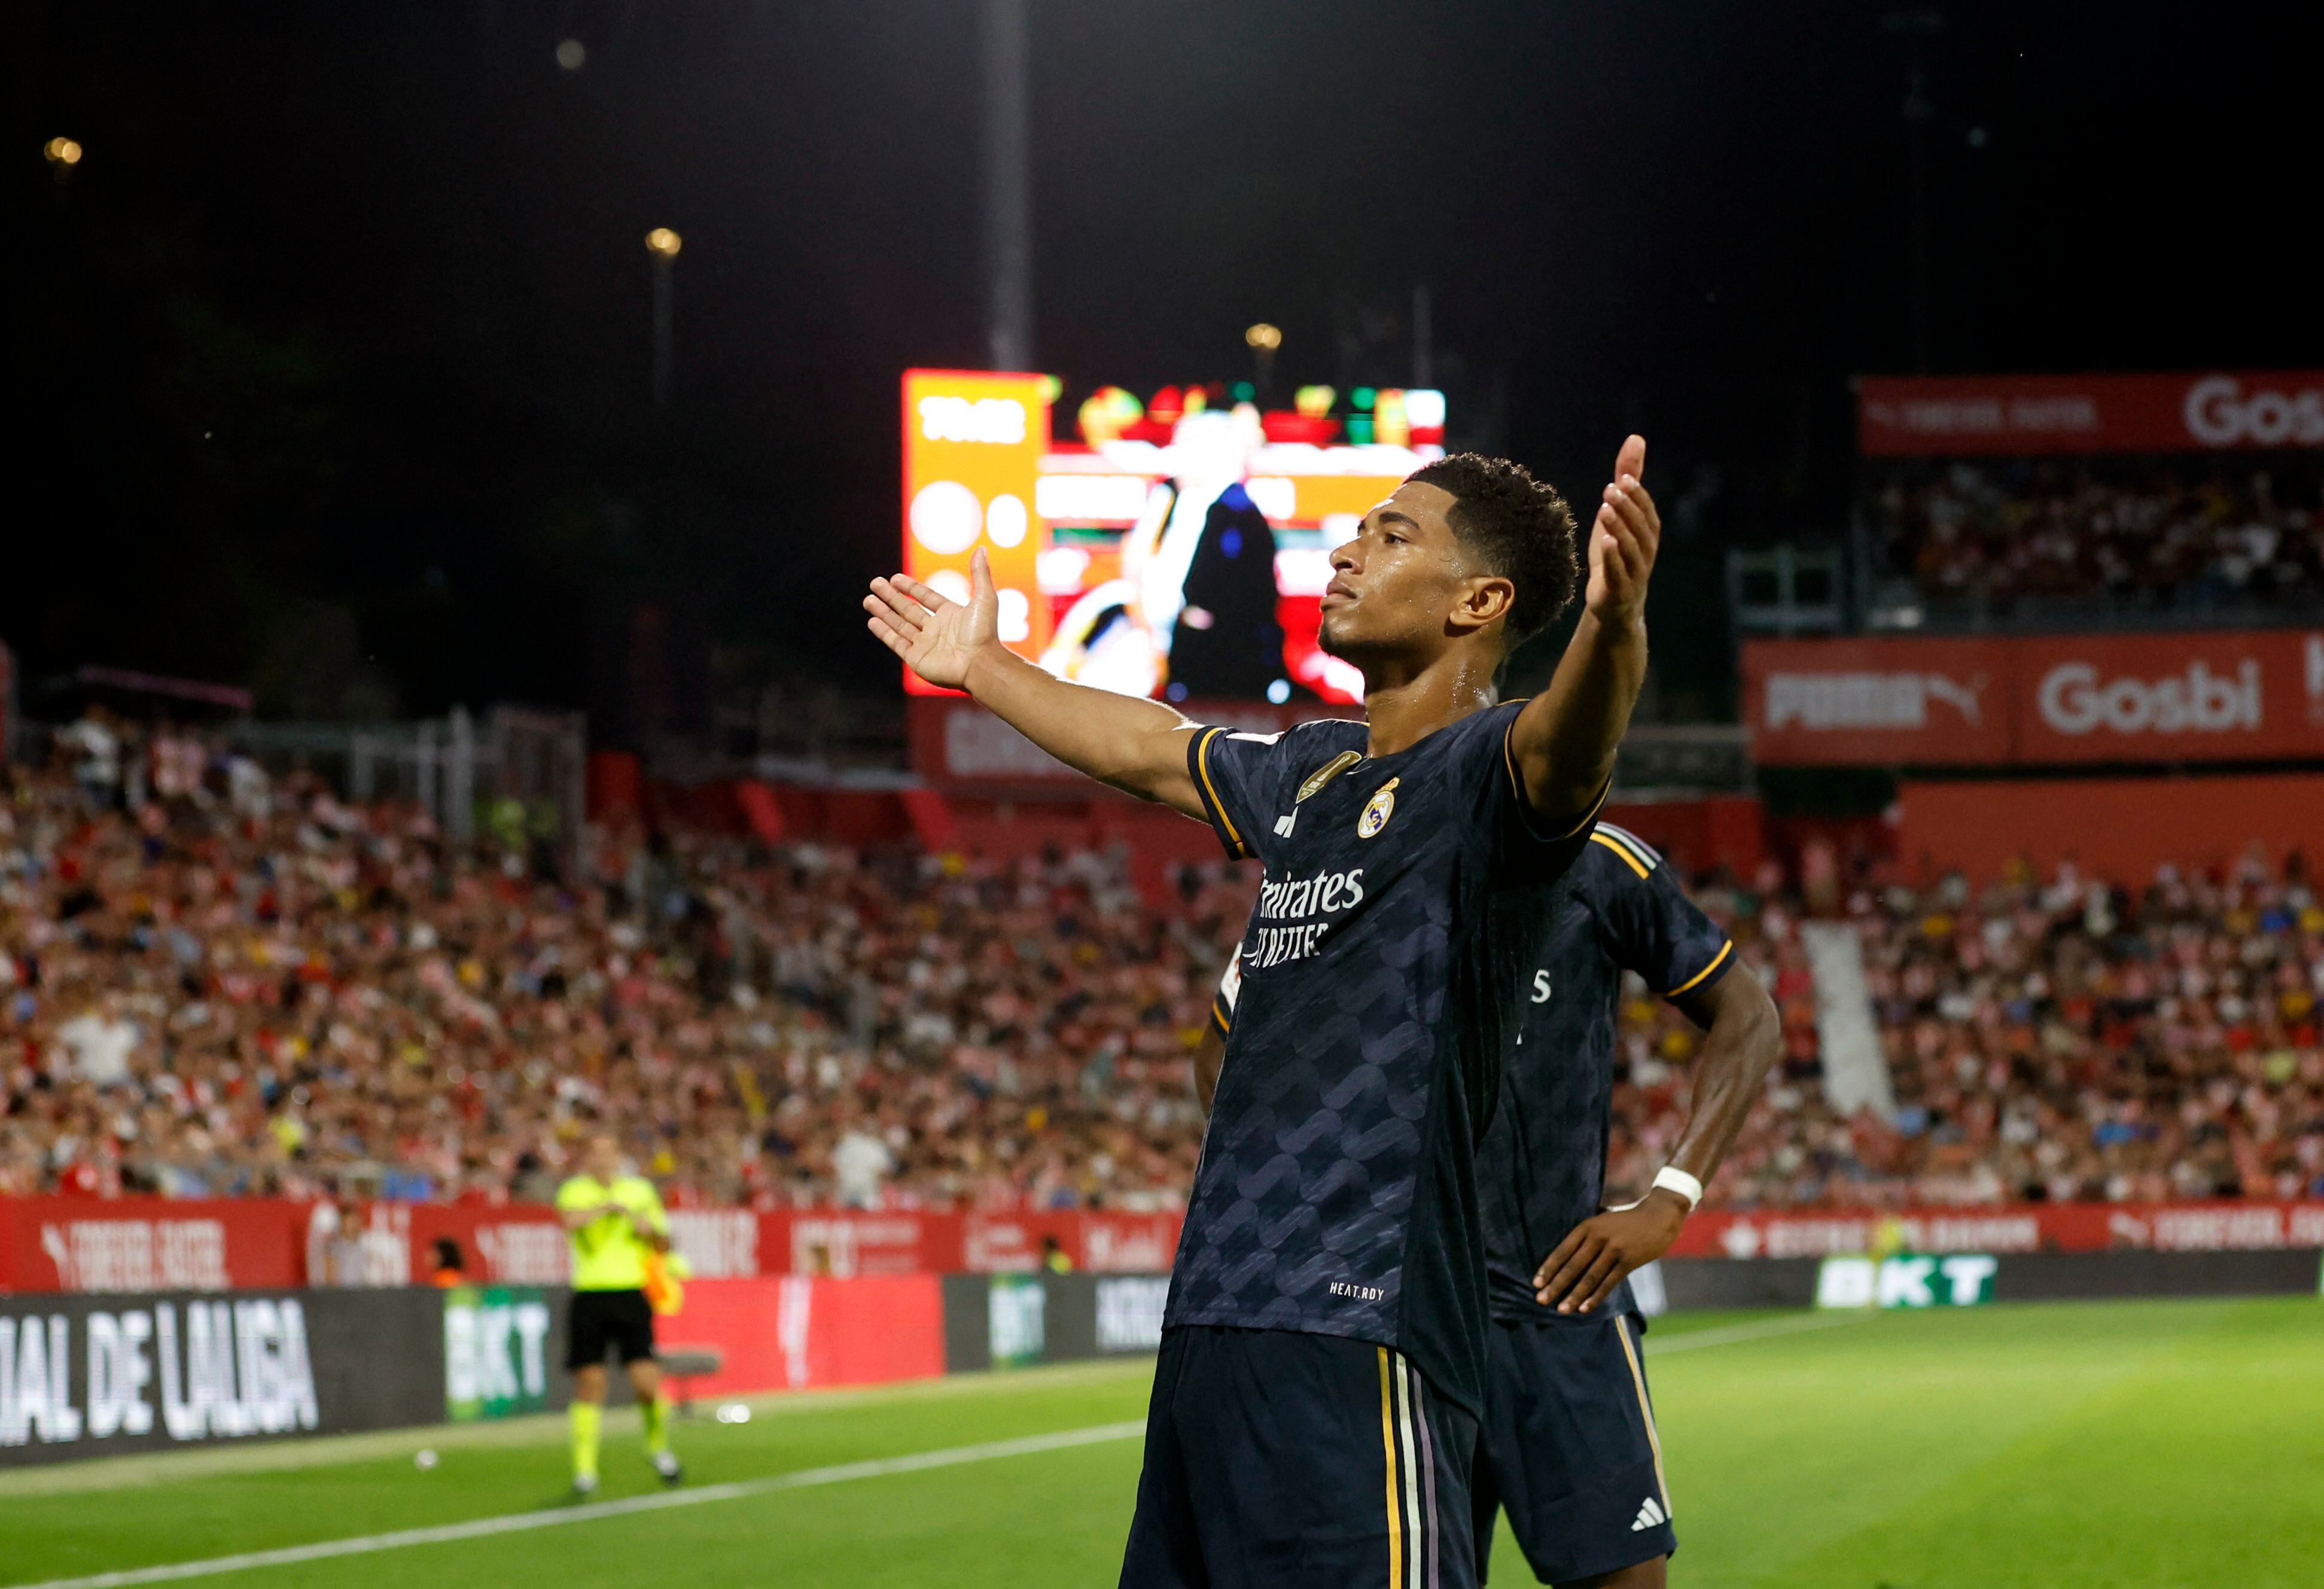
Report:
1586,433,1659,626
866,547,998,691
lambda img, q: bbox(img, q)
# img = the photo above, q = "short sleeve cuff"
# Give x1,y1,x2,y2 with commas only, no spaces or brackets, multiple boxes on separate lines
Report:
1661,939,1735,999
1187,726,1254,860
1500,713,1613,845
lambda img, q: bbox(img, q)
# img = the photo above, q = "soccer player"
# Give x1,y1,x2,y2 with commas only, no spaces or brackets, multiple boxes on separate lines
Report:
1474,823,1780,1587
867,437,1661,1588
1192,827,1778,1587
556,1131,683,1494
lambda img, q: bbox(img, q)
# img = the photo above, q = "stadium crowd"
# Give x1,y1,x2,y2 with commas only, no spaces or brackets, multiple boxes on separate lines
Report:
1870,461,2324,611
1606,855,2324,1207
1,718,1222,1211
5,714,2323,1213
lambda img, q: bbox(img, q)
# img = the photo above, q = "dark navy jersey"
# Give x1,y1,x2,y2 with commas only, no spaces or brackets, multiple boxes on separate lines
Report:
1475,823,1734,1323
1173,701,1602,1417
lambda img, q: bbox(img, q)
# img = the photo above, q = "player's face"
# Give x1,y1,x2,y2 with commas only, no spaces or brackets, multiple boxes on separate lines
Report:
1317,482,1506,666
584,1136,622,1179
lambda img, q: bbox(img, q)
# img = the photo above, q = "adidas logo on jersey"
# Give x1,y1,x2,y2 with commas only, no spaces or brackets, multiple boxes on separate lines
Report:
1273,808,1297,838
1631,1496,1669,1532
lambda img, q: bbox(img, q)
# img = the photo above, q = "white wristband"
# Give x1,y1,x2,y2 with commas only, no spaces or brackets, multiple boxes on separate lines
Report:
1652,1166,1703,1211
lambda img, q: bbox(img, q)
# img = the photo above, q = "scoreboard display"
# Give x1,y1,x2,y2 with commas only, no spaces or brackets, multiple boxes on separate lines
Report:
901,370,1446,705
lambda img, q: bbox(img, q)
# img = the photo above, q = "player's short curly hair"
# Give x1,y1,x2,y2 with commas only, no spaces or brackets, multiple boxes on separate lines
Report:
1405,452,1581,647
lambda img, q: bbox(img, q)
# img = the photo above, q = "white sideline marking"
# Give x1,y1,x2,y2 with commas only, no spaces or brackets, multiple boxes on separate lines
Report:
8,1421,1147,1589
1649,1311,1869,1353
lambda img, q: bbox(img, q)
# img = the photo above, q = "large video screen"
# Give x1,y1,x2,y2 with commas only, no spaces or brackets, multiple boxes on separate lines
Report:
901,370,1445,704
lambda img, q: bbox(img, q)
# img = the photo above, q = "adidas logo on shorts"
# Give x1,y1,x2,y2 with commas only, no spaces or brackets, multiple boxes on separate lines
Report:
1631,1495,1669,1532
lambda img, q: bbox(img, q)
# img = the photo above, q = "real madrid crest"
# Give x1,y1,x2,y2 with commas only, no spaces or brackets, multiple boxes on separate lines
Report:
1357,778,1398,838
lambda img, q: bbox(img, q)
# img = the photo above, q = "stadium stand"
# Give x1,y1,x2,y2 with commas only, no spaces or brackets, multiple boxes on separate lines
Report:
1,726,1228,1211
1609,858,2324,1209
1866,459,2324,620
7,717,2322,1216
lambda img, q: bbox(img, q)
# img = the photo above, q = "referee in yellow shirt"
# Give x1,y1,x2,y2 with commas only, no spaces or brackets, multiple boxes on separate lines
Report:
557,1132,681,1494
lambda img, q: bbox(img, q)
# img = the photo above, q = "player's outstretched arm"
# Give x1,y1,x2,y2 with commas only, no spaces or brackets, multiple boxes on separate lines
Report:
1534,964,1781,1313
1506,434,1658,829
865,547,1206,815
1191,1021,1226,1115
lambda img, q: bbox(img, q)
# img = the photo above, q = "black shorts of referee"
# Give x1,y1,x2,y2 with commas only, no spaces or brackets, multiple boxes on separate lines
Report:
566,1287,657,1369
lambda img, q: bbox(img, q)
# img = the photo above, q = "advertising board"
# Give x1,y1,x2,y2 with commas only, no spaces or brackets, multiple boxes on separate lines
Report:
0,1198,307,1293
1743,630,2324,767
442,1284,556,1421
1668,1200,2324,1261
0,1289,443,1469
1858,371,2324,455
1814,1253,1999,1309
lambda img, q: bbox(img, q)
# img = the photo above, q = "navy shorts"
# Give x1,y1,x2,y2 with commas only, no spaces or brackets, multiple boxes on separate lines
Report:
1473,1313,1674,1584
1120,1326,1478,1589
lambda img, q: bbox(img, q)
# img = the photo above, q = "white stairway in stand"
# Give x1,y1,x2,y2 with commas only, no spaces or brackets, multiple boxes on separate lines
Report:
1799,920,1897,1124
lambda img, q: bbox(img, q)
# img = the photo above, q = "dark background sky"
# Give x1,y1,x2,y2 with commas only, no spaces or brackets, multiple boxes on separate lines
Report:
13,1,2317,740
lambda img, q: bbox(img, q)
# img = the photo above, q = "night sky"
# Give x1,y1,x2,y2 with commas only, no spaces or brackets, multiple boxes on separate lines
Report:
15,1,2316,739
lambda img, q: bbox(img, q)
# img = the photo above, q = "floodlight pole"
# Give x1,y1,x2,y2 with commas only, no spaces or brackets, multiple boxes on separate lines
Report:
1412,282,1433,389
651,251,675,407
981,0,1033,372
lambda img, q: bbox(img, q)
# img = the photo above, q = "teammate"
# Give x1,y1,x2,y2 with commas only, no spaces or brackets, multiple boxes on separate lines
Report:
1191,825,1778,1587
867,436,1662,1588
556,1131,682,1495
1476,823,1780,1587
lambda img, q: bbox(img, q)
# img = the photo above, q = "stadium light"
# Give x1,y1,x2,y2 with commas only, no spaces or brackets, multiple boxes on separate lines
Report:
45,137,82,166
1244,323,1282,351
645,228,683,258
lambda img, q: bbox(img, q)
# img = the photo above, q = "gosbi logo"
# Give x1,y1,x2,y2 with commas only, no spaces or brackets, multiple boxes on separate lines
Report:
2037,659,2261,736
2182,376,2324,448
1357,778,1398,838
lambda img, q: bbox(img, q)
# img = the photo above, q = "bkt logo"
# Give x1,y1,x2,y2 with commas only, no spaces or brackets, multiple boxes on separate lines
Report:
2182,375,2324,448
2037,659,2259,736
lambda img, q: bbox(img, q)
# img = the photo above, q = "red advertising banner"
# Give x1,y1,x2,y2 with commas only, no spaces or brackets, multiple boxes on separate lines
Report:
657,1276,946,1397
1858,371,2324,455
1666,1200,2324,1261
1744,629,2324,766
0,1198,306,1293
1744,635,2011,766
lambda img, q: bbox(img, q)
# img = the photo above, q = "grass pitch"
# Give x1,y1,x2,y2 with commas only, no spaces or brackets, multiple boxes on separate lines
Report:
5,1298,2319,1588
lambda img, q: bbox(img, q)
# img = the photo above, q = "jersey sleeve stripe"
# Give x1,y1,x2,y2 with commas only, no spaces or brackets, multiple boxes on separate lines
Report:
1208,994,1232,1036
1593,823,1661,872
1189,726,1251,859
1589,830,1651,878
1661,937,1734,998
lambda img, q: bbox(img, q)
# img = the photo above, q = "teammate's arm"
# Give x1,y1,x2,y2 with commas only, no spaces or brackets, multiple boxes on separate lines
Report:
1192,955,1238,1115
1534,964,1781,1313
866,549,1206,815
1505,435,1658,830
1192,1021,1226,1115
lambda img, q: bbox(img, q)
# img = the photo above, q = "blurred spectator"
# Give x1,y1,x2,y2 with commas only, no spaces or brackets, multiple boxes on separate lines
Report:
6,718,2317,1216
1871,460,2324,613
